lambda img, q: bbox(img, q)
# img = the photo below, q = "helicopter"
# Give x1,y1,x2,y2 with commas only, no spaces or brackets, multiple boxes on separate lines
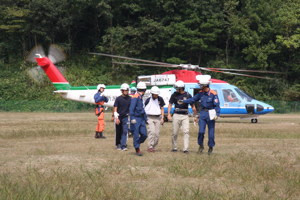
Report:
27,45,278,123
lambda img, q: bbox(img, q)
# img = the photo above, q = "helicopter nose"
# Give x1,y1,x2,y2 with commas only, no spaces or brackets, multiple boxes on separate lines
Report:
266,105,274,113
257,103,274,114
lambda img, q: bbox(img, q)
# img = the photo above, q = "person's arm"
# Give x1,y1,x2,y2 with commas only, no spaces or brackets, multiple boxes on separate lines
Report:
111,107,115,122
161,106,165,124
94,93,102,103
167,103,172,120
94,92,107,103
113,106,120,124
160,97,165,124
182,93,200,104
213,94,220,117
129,97,137,123
191,104,198,123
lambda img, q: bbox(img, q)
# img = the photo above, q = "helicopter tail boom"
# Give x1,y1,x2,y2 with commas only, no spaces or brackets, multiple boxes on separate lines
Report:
35,57,71,90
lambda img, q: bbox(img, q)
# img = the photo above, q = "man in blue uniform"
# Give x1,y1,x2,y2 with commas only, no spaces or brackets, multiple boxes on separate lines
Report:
129,82,148,156
179,75,220,155
112,83,131,151
128,86,137,138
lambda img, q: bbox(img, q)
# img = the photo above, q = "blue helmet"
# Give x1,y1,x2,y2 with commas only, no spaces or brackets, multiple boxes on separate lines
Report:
130,87,137,92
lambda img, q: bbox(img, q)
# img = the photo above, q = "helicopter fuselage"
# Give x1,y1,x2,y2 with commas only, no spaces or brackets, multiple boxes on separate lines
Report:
35,56,274,123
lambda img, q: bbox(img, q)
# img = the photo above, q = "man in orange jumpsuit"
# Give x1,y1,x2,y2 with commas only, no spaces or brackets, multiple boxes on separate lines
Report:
94,84,109,139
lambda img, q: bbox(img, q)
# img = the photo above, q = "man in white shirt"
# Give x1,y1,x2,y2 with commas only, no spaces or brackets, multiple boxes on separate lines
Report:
145,86,165,152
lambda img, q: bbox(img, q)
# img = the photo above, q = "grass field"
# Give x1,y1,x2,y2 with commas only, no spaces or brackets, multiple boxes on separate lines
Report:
0,113,299,199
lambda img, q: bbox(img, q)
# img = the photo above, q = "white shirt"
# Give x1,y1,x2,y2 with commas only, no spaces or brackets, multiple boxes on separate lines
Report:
145,95,161,115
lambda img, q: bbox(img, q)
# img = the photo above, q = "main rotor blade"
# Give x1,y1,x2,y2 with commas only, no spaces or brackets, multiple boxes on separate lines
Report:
201,68,275,79
205,68,282,74
89,52,177,67
112,62,180,68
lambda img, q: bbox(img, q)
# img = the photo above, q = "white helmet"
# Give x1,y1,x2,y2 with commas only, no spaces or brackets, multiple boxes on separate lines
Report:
173,80,185,89
120,83,129,90
97,84,106,90
137,82,147,89
150,86,160,95
196,75,211,87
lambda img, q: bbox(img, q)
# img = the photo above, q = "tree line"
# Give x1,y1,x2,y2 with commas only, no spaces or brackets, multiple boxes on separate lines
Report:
1,0,300,101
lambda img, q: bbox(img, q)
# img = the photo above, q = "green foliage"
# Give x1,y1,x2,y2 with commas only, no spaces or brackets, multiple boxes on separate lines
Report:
1,0,300,102
284,84,300,101
0,100,95,112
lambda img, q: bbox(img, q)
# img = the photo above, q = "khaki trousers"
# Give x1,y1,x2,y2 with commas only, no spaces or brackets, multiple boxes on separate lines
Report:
172,113,189,151
147,115,161,150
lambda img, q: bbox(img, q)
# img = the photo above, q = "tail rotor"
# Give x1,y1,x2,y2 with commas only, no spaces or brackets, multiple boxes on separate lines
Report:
26,44,67,84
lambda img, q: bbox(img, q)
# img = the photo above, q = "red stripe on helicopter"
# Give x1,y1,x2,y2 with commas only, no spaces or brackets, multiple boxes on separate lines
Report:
35,57,68,83
162,70,227,84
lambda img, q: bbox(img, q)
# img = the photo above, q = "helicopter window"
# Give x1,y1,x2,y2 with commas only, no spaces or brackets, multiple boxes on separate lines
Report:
222,89,239,102
234,88,253,102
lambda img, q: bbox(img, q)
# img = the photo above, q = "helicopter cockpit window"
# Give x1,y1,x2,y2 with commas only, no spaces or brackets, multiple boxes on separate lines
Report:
234,88,253,102
222,89,239,102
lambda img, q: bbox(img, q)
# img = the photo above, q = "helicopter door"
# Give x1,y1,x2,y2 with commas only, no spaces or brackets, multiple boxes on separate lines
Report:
221,89,242,114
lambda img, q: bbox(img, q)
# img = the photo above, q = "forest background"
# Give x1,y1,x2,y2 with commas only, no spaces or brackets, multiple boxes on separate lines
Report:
1,0,300,102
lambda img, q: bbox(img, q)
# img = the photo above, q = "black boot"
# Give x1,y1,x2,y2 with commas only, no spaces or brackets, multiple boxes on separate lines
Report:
99,132,106,139
208,147,213,155
95,131,100,138
198,145,204,153
135,148,142,156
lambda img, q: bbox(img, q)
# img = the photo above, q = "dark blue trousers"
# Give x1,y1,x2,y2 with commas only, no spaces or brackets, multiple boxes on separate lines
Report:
115,116,128,149
198,111,215,147
133,117,147,148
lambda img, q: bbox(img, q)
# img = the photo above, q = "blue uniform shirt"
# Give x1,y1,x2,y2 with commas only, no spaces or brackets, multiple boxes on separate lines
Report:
129,92,148,121
183,89,220,116
94,92,109,103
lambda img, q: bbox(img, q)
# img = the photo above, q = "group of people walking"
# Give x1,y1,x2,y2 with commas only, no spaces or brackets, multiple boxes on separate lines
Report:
94,75,220,156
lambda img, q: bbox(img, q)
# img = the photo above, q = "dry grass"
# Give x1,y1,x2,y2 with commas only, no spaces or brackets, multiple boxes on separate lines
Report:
0,112,299,199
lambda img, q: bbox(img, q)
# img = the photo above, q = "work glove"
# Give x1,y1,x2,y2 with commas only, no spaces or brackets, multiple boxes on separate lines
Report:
131,119,137,124
114,112,119,118
177,100,183,105
213,116,219,121
101,92,106,97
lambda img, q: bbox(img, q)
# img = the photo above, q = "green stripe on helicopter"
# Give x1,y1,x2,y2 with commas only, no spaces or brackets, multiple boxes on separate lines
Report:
53,83,172,90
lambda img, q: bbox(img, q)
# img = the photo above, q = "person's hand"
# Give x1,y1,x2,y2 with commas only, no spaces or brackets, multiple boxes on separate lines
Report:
116,118,120,125
161,117,164,125
111,116,114,122
167,114,172,121
194,116,198,123
213,116,219,120
131,119,137,124
101,92,106,97
177,100,183,105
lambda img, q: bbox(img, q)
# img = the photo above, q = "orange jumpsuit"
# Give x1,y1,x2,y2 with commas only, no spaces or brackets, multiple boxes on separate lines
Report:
94,92,109,134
